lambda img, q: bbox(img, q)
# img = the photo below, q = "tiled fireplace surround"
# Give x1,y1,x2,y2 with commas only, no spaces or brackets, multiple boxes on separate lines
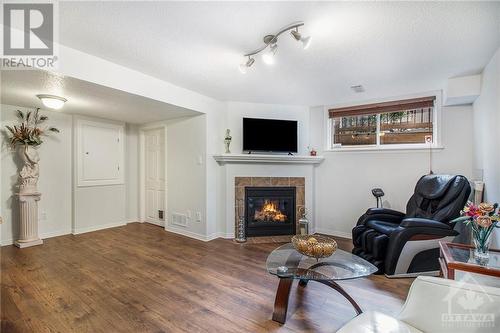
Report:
235,177,305,238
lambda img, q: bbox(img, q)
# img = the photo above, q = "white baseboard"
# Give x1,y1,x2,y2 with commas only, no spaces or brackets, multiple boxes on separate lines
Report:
164,225,210,241
72,221,127,235
1,228,71,246
145,220,165,227
206,232,233,241
164,226,232,242
314,227,352,239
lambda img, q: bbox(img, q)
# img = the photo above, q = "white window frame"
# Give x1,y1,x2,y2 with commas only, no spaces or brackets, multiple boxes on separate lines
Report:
325,91,443,152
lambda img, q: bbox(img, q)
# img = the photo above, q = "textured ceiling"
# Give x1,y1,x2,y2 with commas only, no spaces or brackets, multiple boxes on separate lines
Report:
57,1,500,106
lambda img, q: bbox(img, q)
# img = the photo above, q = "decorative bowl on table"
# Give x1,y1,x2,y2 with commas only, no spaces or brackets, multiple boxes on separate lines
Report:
291,235,337,260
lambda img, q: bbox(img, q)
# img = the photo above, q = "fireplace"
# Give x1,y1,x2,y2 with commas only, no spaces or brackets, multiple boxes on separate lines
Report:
245,187,296,237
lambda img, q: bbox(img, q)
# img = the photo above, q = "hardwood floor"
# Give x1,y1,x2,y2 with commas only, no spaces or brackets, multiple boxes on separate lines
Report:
1,223,413,332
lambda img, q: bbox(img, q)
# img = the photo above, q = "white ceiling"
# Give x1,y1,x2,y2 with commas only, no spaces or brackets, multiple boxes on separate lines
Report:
58,1,500,106
1,70,201,124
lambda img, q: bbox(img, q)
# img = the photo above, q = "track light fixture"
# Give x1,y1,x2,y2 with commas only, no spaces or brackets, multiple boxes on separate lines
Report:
238,21,311,73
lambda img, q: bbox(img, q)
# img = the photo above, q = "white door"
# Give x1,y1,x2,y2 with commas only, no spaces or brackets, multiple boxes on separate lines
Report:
144,128,166,226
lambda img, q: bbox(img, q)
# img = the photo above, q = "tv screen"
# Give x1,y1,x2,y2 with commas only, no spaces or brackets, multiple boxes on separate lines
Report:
243,118,298,153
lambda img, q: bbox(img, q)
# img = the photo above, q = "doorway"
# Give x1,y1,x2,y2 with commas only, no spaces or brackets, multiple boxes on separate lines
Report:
142,128,166,226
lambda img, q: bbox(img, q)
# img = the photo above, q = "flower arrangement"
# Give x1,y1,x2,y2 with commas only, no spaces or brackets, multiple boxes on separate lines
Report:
454,202,500,261
5,108,59,148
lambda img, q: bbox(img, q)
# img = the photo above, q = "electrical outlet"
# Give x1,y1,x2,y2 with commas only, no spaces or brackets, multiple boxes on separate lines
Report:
40,211,47,221
186,210,192,220
195,212,202,222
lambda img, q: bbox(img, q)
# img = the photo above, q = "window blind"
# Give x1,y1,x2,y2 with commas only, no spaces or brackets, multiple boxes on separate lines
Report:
328,96,436,118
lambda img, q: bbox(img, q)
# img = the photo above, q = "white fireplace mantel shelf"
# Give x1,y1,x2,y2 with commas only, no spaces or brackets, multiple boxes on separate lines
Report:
213,154,324,165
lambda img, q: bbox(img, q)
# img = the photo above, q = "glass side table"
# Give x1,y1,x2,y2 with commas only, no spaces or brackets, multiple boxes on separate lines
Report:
439,242,500,281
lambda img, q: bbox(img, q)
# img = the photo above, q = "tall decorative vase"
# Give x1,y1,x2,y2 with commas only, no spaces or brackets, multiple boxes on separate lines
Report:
15,145,43,248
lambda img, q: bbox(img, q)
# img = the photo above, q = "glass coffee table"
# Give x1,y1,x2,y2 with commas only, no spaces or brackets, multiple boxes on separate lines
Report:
266,243,377,324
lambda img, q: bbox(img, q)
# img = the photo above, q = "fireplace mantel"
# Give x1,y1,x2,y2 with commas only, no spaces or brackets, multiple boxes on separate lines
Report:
213,154,324,165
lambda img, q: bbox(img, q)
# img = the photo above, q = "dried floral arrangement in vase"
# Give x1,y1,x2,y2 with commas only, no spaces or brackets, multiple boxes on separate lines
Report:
5,108,59,194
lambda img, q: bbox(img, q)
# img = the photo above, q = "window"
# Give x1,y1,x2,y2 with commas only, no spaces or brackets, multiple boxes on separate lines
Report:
329,96,436,149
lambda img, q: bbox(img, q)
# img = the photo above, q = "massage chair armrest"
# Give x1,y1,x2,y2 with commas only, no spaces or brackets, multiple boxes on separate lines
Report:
384,223,458,274
365,208,406,218
400,218,451,230
356,208,405,226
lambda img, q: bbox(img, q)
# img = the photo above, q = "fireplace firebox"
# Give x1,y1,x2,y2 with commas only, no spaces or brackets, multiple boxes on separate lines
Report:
245,187,296,237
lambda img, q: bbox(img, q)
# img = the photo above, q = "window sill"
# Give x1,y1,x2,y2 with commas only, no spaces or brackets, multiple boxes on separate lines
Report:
324,145,444,153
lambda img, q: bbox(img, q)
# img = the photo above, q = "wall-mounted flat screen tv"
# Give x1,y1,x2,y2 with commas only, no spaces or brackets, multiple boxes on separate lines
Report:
243,118,298,153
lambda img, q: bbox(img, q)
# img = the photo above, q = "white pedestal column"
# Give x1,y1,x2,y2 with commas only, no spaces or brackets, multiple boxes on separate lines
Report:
15,193,43,248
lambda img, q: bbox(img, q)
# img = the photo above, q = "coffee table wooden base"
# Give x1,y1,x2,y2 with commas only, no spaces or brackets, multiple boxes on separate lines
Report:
272,277,363,324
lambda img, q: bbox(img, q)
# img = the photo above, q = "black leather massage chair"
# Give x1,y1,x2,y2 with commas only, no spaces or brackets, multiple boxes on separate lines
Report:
352,174,471,277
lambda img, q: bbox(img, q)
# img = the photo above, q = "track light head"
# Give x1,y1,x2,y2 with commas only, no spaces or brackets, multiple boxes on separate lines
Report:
238,56,255,74
290,29,301,41
301,35,312,50
291,28,311,49
238,63,248,74
262,43,277,65
246,57,255,67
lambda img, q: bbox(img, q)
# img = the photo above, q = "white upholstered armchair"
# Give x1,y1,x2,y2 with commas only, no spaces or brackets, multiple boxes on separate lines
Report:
337,276,500,333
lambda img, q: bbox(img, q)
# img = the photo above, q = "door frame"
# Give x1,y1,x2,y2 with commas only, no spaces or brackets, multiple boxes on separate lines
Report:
139,125,168,227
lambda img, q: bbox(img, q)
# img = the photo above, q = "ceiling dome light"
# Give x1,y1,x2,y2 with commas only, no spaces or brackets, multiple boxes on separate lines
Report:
239,57,255,74
36,94,67,110
262,44,277,65
291,29,312,49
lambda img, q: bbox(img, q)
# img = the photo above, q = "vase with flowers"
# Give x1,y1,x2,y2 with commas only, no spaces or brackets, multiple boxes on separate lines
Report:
453,202,500,264
5,108,59,194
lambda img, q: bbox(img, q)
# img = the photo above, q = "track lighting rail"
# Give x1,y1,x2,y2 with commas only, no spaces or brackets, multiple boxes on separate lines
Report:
238,21,311,73
243,21,305,57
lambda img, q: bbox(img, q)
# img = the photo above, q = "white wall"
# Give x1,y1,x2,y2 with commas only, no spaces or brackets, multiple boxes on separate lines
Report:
205,104,227,237
473,47,500,248
1,105,73,244
164,115,208,239
225,102,310,155
310,103,474,237
72,116,130,234
1,105,140,244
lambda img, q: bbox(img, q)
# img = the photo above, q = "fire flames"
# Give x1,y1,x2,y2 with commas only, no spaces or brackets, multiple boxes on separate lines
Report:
254,200,287,222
